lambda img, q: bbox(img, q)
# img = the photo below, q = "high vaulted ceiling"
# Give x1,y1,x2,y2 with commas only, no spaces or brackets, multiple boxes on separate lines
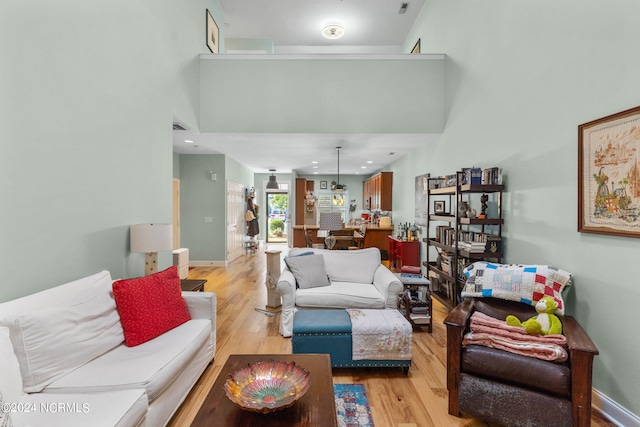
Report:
172,0,429,175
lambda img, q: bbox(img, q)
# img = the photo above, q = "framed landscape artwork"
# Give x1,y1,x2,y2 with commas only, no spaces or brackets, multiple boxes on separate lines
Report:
578,105,640,237
206,9,219,54
320,181,327,190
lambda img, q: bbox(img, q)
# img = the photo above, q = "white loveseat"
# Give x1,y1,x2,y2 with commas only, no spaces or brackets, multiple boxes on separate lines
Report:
0,270,216,427
277,247,403,337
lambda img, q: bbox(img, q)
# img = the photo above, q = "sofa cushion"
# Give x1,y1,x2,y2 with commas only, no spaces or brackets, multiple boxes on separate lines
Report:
462,345,571,397
295,282,386,309
113,266,191,347
12,389,148,427
43,318,211,403
285,254,331,289
0,270,124,393
288,247,381,284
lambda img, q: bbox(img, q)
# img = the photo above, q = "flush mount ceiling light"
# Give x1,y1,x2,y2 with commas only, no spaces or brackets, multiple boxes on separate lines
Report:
322,24,344,40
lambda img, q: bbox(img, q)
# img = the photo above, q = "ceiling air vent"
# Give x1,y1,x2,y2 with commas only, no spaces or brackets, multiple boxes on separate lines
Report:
172,122,188,131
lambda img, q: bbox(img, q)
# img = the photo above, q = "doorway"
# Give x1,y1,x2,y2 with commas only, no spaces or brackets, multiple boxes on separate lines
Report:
266,192,288,243
227,180,245,263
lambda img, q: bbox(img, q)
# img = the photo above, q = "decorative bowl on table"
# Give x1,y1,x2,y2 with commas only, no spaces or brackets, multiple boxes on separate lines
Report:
224,360,311,413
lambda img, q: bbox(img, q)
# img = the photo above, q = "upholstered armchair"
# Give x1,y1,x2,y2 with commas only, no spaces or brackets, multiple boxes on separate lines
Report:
444,297,598,427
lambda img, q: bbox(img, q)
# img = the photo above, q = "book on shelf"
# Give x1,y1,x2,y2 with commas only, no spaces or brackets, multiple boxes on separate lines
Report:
481,167,501,185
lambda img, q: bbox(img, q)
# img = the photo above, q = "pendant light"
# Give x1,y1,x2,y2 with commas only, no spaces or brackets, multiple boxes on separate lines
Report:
266,169,279,189
333,147,346,193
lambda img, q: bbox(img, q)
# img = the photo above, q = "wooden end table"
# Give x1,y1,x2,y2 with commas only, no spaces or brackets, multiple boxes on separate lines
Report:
180,279,206,292
191,354,337,427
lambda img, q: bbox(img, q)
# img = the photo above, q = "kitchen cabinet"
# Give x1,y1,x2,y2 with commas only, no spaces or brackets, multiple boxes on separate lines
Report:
363,172,392,211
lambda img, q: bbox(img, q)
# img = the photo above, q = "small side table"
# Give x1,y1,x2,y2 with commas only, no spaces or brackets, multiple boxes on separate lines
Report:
180,279,207,292
395,273,432,332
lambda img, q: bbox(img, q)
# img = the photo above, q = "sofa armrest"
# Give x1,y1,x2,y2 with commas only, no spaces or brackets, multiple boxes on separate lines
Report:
182,291,216,320
182,291,216,357
562,315,599,355
444,298,475,329
372,265,403,309
444,298,475,416
276,270,296,303
276,270,296,337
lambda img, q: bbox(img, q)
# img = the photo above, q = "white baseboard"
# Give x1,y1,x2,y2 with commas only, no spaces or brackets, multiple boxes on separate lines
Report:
190,260,227,267
593,388,640,427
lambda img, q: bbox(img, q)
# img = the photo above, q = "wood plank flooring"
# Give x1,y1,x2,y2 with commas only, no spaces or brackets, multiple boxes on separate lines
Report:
168,244,614,427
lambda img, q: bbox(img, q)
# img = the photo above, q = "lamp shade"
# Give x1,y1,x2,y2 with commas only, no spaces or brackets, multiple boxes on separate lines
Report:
130,223,173,253
319,212,342,231
266,171,279,189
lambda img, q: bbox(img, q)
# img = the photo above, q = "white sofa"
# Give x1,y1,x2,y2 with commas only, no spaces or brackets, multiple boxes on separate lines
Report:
277,247,403,337
0,270,216,427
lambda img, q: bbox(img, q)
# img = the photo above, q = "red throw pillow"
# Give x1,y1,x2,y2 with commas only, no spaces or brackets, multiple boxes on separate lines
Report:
113,266,191,347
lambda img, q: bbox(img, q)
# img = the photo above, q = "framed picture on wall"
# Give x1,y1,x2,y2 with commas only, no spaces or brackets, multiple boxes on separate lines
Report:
411,39,421,54
206,9,219,54
320,181,327,190
434,200,446,214
578,105,640,238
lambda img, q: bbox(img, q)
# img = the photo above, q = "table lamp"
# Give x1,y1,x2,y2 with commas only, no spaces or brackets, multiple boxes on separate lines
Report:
130,223,173,276
318,212,342,250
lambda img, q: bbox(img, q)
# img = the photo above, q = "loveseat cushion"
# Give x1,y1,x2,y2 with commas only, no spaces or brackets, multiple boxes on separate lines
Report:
42,319,210,403
288,247,381,284
113,266,191,347
0,270,124,393
462,345,571,397
295,282,386,309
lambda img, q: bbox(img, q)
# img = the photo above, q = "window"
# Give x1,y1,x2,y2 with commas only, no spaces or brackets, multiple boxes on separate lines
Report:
317,191,349,224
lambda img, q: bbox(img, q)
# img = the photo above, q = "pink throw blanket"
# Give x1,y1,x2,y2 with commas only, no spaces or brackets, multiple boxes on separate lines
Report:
463,312,568,362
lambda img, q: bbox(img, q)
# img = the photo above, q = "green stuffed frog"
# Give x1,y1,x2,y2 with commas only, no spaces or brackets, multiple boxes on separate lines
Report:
506,296,562,335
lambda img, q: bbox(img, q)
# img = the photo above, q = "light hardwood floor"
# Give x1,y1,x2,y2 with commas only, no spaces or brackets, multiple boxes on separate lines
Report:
168,243,614,427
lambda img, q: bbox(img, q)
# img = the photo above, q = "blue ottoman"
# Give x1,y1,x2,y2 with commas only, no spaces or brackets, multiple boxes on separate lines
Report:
292,309,411,374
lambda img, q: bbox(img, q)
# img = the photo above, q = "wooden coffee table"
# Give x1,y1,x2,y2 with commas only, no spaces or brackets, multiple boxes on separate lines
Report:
191,354,337,427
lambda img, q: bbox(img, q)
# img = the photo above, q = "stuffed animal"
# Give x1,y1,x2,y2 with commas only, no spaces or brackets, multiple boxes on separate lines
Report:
506,296,562,335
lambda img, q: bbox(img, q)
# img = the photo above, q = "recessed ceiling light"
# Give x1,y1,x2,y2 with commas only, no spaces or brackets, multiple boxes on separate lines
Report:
361,166,367,169
185,139,194,143
367,160,373,164
322,24,344,39
313,166,318,169
312,161,318,164
314,172,318,174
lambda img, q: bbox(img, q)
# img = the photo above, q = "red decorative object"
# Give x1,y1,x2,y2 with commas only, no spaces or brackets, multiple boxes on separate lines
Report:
113,266,191,346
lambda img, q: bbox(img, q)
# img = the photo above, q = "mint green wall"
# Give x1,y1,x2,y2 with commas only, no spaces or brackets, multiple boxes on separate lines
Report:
226,38,275,54
179,154,226,262
199,57,445,133
177,154,253,263
391,0,639,416
173,153,181,178
0,1,223,302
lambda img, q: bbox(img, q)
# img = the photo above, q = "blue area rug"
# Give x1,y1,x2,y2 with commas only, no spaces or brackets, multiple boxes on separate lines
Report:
334,383,375,427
